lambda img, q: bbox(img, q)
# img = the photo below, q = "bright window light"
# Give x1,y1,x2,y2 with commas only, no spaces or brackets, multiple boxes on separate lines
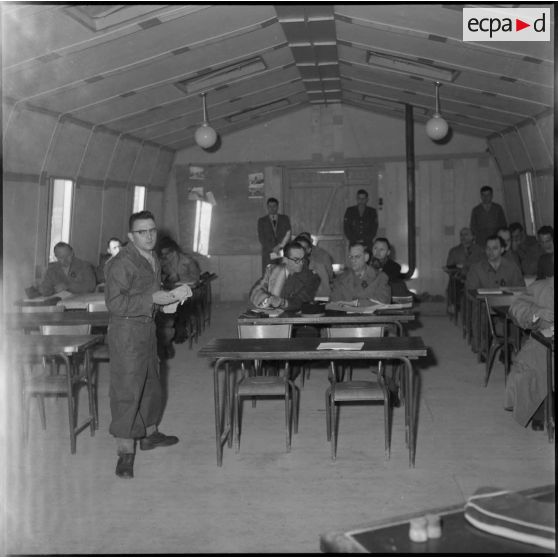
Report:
193,200,212,256
519,172,536,236
133,185,146,213
48,178,74,261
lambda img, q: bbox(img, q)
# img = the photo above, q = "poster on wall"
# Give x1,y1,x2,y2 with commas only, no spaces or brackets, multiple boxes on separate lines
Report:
248,172,264,198
189,165,206,180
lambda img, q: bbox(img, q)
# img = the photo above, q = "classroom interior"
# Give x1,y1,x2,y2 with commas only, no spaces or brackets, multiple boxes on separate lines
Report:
1,3,554,555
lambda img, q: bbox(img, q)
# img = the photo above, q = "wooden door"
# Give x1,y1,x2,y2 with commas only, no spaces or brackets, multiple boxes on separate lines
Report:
285,166,378,264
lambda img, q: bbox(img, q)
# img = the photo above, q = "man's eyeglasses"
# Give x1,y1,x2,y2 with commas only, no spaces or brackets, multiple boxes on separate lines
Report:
286,256,305,264
131,228,157,237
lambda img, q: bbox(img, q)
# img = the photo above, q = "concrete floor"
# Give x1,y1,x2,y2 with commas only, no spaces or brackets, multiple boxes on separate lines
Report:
3,301,554,554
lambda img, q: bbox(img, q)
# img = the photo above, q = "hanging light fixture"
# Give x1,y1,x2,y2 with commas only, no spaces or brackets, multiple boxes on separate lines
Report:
425,81,449,141
194,92,217,149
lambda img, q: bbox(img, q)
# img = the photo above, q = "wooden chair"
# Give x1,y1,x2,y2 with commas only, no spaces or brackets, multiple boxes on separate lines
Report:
324,326,391,461
234,324,299,453
482,296,517,387
22,324,97,453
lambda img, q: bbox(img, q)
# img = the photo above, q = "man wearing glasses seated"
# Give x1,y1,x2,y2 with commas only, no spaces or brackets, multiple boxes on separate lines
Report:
250,240,320,312
331,242,391,306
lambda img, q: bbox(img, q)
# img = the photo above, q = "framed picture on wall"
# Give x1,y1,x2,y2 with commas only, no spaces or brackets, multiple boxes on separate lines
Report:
248,172,264,198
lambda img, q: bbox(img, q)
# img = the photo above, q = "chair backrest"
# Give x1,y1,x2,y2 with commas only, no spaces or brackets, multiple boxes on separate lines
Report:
87,301,107,312
40,324,92,335
21,304,65,314
237,324,292,339
326,326,385,338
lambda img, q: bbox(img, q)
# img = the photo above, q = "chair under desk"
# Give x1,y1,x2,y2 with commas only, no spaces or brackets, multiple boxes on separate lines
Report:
237,308,416,337
198,336,428,467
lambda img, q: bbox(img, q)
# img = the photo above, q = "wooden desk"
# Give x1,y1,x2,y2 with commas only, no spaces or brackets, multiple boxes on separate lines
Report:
5,310,110,331
9,333,103,453
57,292,107,310
319,484,554,554
237,309,416,336
531,330,555,442
198,337,427,467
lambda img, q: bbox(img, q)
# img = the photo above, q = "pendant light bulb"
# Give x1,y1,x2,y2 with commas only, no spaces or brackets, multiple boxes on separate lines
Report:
426,81,449,141
195,92,217,149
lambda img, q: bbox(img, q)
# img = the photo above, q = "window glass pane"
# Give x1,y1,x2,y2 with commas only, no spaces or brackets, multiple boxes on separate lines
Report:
48,179,74,261
193,200,212,256
133,186,146,213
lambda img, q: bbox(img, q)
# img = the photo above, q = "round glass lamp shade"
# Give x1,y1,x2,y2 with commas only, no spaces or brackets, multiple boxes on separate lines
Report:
425,113,449,141
195,123,217,148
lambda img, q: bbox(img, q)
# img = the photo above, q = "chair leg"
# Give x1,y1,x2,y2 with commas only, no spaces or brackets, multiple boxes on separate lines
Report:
285,384,291,453
384,395,391,460
234,391,241,453
484,343,499,387
330,399,338,461
293,384,300,434
325,388,332,441
37,395,47,430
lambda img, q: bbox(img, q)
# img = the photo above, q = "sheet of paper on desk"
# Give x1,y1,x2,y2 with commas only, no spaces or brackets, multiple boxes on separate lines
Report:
54,290,74,300
317,342,364,350
540,327,554,338
477,288,504,295
346,303,407,314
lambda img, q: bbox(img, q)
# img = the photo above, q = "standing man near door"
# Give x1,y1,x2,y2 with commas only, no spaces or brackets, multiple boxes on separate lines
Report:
257,197,291,274
343,189,378,252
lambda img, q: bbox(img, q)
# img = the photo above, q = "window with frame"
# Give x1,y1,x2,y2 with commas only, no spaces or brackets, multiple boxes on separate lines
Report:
133,185,146,213
47,178,74,261
193,200,212,256
518,171,536,236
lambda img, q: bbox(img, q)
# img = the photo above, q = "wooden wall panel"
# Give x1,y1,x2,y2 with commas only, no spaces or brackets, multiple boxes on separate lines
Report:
100,186,130,249
79,129,119,179
503,131,531,173
533,174,554,228
488,136,516,175
48,121,92,178
517,121,552,169
71,185,103,267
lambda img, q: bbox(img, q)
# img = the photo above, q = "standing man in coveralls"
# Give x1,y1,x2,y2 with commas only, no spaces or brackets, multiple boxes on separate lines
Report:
105,210,191,479
343,189,378,252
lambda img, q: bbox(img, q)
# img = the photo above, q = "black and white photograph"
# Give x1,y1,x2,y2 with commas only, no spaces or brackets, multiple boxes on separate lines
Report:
1,2,554,555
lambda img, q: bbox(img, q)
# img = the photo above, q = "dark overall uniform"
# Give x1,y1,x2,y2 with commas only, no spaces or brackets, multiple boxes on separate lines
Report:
105,243,162,439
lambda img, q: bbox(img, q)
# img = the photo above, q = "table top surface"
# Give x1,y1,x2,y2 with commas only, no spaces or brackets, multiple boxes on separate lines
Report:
237,308,416,325
198,336,427,360
320,484,555,554
7,333,103,355
5,310,110,329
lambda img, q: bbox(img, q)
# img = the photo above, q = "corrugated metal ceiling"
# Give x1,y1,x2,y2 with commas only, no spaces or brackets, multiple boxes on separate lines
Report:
2,3,553,151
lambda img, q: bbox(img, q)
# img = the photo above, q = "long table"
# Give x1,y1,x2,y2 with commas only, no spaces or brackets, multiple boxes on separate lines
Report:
237,308,416,336
198,336,427,467
5,310,110,330
10,333,103,453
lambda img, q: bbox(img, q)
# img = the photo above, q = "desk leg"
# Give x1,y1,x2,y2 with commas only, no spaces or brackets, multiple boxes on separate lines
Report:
61,354,77,455
546,347,554,443
214,358,233,466
503,316,509,381
398,357,416,467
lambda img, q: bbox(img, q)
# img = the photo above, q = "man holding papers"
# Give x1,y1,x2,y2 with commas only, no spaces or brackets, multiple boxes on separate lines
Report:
330,242,391,306
105,210,191,479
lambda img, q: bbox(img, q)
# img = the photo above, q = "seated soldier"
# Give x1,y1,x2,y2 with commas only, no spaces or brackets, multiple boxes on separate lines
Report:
466,235,525,355
297,231,334,283
497,227,521,269
96,237,123,284
250,240,320,312
294,234,331,298
370,237,412,298
509,222,542,276
157,236,202,355
445,227,484,313
536,226,554,279
39,241,96,296
330,242,390,306
504,263,554,431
